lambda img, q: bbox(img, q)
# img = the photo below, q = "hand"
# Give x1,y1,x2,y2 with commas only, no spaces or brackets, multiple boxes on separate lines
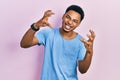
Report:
34,10,54,28
80,29,96,54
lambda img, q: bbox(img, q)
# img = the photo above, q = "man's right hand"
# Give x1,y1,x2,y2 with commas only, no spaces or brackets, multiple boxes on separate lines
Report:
34,10,54,28
20,10,54,48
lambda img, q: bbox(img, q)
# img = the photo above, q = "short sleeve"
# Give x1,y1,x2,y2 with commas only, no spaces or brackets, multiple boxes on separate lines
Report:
35,27,51,46
77,42,86,61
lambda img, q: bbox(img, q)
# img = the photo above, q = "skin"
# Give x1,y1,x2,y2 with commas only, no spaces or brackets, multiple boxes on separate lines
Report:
20,10,54,48
60,10,81,40
20,10,96,74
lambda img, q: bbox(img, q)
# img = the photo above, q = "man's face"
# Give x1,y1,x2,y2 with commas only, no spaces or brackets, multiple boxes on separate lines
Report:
62,10,81,32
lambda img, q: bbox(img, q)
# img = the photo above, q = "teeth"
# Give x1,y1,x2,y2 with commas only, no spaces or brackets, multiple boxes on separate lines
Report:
66,25,70,29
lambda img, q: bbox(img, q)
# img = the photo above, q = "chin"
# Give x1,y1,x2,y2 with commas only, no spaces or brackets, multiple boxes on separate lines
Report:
63,28,71,32
62,22,76,32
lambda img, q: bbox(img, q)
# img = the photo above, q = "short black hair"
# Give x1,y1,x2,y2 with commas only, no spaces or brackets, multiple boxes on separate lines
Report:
65,5,84,21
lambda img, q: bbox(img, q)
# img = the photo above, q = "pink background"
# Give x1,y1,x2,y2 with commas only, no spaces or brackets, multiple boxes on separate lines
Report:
0,0,120,80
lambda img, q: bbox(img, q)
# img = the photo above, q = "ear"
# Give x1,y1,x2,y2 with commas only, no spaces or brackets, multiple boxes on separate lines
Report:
77,21,81,27
62,14,65,20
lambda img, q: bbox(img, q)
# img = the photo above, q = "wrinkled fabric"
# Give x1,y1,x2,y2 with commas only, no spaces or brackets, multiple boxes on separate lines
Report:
35,27,86,80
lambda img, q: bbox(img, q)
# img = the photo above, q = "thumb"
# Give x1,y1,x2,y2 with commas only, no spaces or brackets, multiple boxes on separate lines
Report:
80,38,84,42
80,38,88,44
47,23,53,28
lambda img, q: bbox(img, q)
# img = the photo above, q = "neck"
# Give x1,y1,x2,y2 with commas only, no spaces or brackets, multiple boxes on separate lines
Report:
60,28,76,40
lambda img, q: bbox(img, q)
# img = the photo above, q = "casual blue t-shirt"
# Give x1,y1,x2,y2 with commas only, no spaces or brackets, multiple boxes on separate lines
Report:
35,27,86,80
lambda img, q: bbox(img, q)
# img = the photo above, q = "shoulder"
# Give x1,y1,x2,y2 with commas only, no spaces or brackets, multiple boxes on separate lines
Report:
40,27,54,32
76,33,84,40
37,27,58,35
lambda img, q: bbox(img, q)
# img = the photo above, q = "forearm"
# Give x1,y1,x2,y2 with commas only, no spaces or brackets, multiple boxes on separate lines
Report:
20,23,40,48
20,28,37,48
79,29,95,73
20,10,54,48
78,51,93,73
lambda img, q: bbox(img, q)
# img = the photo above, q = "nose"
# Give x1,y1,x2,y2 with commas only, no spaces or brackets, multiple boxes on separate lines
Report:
68,20,72,25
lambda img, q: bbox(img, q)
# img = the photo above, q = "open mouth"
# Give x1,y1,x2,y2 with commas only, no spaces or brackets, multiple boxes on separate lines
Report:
63,24,71,32
66,25,71,29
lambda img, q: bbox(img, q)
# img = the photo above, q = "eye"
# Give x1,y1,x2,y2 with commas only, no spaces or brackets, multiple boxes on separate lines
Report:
66,15,70,19
73,20,78,23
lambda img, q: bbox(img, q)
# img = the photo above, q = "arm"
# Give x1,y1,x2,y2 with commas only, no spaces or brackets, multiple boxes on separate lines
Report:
20,10,54,48
78,30,96,74
20,25,39,48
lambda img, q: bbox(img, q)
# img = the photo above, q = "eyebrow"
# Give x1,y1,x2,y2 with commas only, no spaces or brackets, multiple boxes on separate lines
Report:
66,14,79,23
66,14,71,18
73,19,79,23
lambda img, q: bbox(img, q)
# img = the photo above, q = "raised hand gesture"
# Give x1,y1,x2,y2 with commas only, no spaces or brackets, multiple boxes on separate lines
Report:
80,30,96,54
34,10,54,28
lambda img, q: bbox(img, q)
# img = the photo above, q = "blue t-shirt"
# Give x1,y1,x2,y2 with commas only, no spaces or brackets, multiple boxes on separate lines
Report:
35,27,86,80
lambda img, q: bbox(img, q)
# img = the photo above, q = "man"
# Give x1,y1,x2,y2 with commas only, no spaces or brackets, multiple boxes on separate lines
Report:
20,5,95,80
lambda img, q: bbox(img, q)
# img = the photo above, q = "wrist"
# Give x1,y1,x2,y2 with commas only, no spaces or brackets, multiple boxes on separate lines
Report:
86,50,93,55
31,23,39,31
34,23,40,29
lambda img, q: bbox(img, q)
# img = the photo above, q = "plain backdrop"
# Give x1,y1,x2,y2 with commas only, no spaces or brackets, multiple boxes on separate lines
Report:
0,0,120,80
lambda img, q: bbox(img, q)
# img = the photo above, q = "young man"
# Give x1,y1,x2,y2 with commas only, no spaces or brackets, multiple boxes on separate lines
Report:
20,5,95,80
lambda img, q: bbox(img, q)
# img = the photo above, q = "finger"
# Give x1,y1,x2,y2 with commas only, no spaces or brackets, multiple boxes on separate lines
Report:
87,34,91,39
42,23,47,27
44,10,51,14
49,10,55,15
47,10,55,16
44,10,55,17
80,38,84,42
46,22,53,28
86,34,92,41
89,29,95,36
87,34,95,42
89,29,93,35
48,12,55,17
89,29,96,39
47,10,55,14
80,38,89,45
